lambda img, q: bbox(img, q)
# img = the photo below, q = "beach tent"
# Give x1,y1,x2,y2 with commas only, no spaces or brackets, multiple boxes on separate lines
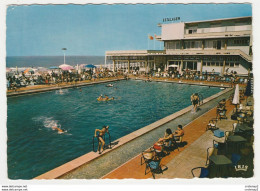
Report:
85,64,96,69
168,64,179,68
49,66,59,69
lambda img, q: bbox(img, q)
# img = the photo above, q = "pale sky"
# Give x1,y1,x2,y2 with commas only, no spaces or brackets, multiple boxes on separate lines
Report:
6,3,252,56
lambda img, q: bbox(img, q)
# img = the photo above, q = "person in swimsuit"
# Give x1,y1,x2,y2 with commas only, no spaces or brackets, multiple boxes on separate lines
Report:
94,126,109,154
52,126,64,133
191,93,200,112
97,94,103,101
173,125,184,141
157,128,173,146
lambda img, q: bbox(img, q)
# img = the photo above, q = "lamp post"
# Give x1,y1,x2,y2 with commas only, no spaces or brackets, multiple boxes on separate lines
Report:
62,48,67,64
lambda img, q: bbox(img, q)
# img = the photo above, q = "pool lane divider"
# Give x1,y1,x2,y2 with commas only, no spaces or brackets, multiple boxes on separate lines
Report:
7,78,125,97
34,87,233,179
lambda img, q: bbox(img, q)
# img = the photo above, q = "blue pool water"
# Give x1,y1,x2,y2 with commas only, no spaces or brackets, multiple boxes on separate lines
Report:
7,80,221,179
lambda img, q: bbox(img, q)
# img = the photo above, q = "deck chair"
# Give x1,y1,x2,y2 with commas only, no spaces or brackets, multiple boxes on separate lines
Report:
191,167,209,178
205,147,218,166
217,109,227,120
237,113,246,123
141,150,155,166
206,118,218,131
163,138,179,154
144,157,164,179
213,131,230,154
174,135,184,149
153,143,165,158
231,153,241,167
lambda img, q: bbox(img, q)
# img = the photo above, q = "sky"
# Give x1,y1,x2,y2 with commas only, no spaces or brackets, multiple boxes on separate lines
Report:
6,3,252,56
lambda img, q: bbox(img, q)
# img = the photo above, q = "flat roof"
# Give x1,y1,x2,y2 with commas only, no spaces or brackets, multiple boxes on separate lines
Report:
184,16,252,25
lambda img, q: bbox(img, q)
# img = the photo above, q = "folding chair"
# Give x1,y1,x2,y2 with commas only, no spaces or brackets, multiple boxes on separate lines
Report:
191,167,209,178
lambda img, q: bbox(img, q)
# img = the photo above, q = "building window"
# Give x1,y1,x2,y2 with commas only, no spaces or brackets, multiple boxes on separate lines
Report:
235,63,239,67
230,62,234,67
188,29,197,34
191,41,195,48
203,62,206,66
234,39,249,45
216,62,220,66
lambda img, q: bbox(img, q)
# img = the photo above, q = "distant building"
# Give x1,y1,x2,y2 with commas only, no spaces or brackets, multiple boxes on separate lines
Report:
106,16,252,75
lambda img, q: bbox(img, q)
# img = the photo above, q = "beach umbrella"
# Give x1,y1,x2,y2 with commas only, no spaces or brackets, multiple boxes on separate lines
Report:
85,64,96,69
24,68,34,74
232,84,240,113
59,64,74,71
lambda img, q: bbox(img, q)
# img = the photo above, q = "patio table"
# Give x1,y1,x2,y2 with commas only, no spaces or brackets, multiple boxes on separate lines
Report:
227,135,247,153
209,155,232,177
236,123,253,132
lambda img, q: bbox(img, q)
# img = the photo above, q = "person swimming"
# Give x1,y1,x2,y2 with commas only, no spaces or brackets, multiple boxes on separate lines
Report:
97,94,103,101
97,95,114,101
52,126,64,134
106,84,113,87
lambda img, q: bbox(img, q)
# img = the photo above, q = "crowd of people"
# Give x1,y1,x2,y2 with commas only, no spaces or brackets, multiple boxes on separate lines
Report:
150,69,249,84
6,65,251,91
6,68,126,90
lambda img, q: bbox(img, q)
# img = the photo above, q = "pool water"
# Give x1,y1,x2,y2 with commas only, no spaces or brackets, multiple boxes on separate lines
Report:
7,80,221,179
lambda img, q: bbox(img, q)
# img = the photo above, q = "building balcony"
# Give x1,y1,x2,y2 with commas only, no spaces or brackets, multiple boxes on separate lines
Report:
106,50,166,56
166,49,252,62
184,30,251,40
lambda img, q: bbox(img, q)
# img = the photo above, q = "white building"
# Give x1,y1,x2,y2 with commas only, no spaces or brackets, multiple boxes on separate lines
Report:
106,16,252,75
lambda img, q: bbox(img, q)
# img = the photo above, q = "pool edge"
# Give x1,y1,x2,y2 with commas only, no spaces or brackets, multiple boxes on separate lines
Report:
33,87,233,180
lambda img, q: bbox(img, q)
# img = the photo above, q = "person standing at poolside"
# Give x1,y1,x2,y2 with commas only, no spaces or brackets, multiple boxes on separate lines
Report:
191,93,200,112
94,126,109,154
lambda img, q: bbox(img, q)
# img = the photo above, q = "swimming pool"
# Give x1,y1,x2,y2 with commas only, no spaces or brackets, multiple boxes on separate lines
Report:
7,80,222,179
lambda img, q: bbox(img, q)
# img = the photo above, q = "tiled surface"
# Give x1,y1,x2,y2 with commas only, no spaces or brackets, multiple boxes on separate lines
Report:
102,99,236,179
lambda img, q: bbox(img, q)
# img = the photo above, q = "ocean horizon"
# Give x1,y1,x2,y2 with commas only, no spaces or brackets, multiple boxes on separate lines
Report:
6,56,112,68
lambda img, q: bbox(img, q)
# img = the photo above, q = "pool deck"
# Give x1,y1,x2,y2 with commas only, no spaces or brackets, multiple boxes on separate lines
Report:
7,76,239,97
102,99,237,179
34,86,234,179
7,77,125,97
131,76,233,88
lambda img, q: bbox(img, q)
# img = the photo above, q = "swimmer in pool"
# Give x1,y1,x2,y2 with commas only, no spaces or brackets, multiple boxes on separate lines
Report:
52,126,64,133
104,95,109,101
97,94,103,100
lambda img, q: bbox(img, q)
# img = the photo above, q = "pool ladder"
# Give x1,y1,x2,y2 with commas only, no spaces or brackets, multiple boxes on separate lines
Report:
198,93,204,105
92,132,112,152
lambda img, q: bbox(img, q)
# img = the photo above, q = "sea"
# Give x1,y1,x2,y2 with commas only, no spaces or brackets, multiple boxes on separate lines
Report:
6,56,112,68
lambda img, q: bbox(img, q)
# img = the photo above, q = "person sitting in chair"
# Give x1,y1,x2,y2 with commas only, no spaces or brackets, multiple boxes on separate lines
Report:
173,125,184,141
157,128,173,147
